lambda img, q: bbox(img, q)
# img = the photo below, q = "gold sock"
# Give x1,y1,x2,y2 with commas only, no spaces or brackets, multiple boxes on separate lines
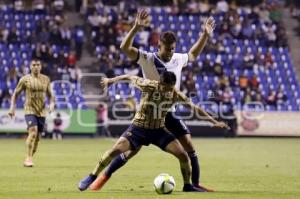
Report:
92,151,113,176
33,136,40,155
26,133,36,159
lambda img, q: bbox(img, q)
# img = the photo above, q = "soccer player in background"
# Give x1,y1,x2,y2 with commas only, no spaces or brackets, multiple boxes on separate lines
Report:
8,59,55,167
78,72,229,192
96,10,217,191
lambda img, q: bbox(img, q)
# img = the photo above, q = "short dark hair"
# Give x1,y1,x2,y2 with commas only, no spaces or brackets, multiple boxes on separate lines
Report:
31,58,41,63
160,71,176,86
159,31,176,45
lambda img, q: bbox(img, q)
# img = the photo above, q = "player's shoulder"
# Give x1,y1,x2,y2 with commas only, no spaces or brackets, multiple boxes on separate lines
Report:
147,79,158,87
40,74,51,82
139,49,154,59
136,77,157,87
20,74,30,81
172,53,187,59
174,89,188,99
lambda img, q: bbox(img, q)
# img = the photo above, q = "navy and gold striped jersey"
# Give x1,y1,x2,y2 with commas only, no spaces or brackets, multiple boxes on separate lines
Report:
131,77,191,129
15,74,53,117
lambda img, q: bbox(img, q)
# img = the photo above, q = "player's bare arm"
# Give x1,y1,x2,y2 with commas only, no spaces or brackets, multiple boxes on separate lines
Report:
8,77,25,118
188,16,216,62
120,9,151,61
175,90,229,130
100,75,138,90
46,78,56,113
192,104,230,130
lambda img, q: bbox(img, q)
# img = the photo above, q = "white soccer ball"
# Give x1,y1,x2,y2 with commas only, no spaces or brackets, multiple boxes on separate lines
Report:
153,173,176,194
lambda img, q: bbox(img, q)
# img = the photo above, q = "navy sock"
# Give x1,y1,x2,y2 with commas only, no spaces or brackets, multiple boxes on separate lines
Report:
188,151,200,185
104,153,127,177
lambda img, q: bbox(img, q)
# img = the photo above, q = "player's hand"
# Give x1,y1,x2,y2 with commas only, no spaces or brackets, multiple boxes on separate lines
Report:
99,77,109,91
213,121,230,130
8,109,15,119
134,9,151,30
204,16,216,35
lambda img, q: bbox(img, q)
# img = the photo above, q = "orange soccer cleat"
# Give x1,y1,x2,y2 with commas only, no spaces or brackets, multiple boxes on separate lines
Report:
89,174,110,191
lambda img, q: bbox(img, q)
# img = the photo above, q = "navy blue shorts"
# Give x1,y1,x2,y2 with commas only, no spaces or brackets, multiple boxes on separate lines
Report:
121,125,176,151
25,114,46,133
165,112,190,138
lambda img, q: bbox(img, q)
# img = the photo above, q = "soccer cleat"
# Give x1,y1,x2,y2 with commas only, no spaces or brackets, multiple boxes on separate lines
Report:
182,184,207,192
194,183,215,192
89,174,110,191
23,159,34,167
78,174,97,191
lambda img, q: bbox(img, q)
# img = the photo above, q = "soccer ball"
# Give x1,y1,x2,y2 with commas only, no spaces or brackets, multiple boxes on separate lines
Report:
153,173,176,194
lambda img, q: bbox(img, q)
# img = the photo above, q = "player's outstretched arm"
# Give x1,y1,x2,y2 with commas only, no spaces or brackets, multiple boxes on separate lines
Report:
100,75,138,90
188,16,216,62
192,104,230,130
8,77,25,118
120,9,151,61
174,89,229,130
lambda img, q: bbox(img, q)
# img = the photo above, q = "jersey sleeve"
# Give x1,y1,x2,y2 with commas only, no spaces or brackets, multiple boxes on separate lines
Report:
137,49,153,66
174,89,192,105
14,76,26,95
181,53,189,67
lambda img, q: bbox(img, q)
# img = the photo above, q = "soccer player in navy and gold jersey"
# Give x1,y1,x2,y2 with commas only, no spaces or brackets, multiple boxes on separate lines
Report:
105,9,216,192
78,71,229,192
8,59,55,167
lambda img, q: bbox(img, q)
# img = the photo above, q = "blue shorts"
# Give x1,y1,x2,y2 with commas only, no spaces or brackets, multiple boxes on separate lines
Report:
121,125,176,151
25,114,46,133
165,112,190,138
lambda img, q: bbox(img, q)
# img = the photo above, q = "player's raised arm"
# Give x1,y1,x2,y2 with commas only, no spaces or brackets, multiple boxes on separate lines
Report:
174,90,229,129
46,78,56,113
120,9,151,61
8,77,26,118
187,16,216,62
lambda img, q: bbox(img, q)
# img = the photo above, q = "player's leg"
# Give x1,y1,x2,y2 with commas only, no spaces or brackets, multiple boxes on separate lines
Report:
164,139,191,185
88,148,141,191
92,137,131,176
88,125,147,191
32,117,45,155
57,131,62,140
104,147,141,177
153,129,204,192
165,112,214,191
78,136,131,191
32,134,40,156
24,115,39,167
79,125,144,191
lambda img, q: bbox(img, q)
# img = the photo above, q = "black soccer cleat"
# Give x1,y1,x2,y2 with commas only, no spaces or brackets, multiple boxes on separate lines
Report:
182,184,207,192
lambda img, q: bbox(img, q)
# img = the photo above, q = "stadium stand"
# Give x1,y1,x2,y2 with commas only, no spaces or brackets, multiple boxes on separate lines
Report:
1,0,299,114
0,1,86,109
88,0,300,112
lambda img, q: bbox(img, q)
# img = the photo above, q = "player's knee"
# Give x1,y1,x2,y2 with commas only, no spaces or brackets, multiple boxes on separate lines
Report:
110,147,123,157
124,148,140,159
177,151,189,163
28,127,38,135
178,136,195,152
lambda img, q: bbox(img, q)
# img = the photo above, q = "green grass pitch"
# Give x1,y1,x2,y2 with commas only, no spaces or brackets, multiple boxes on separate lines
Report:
0,138,300,199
